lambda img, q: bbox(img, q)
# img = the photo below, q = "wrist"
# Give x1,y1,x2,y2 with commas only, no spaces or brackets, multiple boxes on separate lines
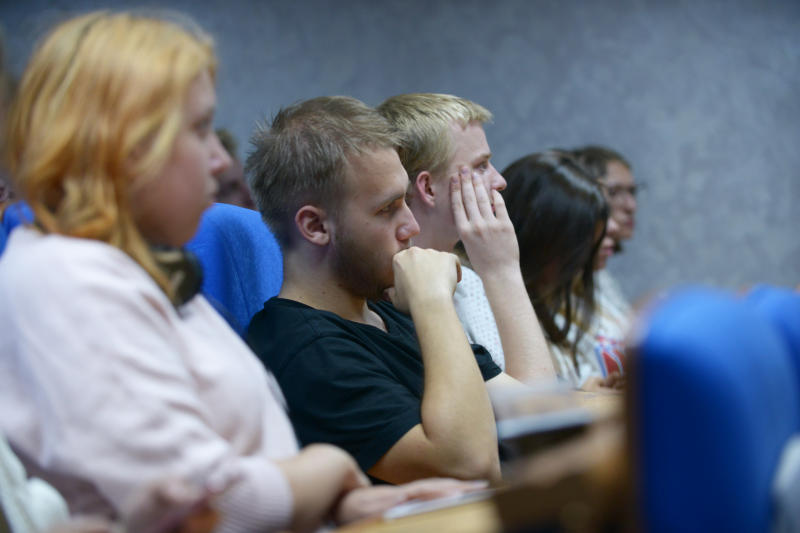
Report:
407,289,456,318
478,263,525,289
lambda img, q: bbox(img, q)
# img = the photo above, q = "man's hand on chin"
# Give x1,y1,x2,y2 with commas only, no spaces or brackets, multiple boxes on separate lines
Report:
389,247,461,313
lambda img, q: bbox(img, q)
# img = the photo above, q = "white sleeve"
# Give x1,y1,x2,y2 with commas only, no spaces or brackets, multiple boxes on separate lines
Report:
0,239,293,532
0,434,69,533
453,267,506,369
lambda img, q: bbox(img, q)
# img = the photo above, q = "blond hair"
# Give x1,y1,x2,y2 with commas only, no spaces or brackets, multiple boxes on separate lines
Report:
4,11,216,297
377,93,492,183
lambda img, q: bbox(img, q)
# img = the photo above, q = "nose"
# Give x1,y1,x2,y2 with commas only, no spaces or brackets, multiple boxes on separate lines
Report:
210,133,233,176
624,191,637,213
490,165,507,191
397,203,420,242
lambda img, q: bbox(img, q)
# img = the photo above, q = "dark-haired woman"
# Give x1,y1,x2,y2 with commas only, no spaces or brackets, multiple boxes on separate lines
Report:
502,150,618,389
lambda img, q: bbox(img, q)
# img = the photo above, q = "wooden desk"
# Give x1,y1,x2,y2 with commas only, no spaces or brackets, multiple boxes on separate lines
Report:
338,413,627,533
572,390,623,419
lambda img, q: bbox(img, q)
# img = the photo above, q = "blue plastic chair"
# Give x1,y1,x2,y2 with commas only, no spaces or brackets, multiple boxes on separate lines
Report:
0,202,33,256
631,287,800,533
186,203,283,337
746,284,800,397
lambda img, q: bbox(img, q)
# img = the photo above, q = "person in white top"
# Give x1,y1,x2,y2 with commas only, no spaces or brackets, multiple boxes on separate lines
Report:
377,94,554,382
0,11,479,533
573,146,638,384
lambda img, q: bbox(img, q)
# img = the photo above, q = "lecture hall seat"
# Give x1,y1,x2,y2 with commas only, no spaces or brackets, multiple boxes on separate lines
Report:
186,202,283,337
746,284,800,400
0,202,33,256
630,287,800,533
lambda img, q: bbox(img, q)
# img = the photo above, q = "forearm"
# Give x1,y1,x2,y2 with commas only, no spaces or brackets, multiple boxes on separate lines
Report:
478,265,556,382
275,445,366,533
410,295,500,481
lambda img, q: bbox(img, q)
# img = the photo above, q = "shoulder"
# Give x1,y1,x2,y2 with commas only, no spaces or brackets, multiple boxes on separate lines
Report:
596,270,625,299
594,270,631,314
249,298,377,375
452,267,494,327
595,270,613,294
249,297,344,344
0,229,184,371
1,228,166,306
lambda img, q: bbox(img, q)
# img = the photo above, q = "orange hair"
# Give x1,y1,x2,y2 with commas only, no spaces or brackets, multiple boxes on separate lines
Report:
4,11,216,295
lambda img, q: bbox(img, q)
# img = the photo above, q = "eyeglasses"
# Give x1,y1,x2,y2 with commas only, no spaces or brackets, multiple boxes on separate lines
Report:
599,182,642,206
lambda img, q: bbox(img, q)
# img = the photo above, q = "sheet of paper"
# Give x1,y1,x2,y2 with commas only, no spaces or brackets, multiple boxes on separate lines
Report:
383,489,495,520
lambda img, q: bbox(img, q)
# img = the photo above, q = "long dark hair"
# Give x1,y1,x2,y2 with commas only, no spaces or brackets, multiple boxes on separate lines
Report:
502,149,608,361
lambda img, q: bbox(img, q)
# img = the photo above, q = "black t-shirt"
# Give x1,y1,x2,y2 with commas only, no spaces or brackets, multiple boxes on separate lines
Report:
247,297,501,473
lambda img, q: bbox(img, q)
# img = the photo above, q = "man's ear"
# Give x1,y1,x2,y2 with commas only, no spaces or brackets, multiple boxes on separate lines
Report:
294,205,330,246
413,170,437,207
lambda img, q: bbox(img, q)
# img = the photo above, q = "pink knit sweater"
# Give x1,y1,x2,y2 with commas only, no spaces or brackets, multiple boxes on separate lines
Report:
0,227,299,532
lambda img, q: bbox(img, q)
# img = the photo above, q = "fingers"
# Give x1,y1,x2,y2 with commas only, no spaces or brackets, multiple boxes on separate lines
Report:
457,167,483,222
451,167,491,226
334,486,407,525
383,287,396,303
450,173,468,229
603,372,626,390
451,166,515,250
580,376,605,392
392,247,461,304
469,170,495,220
490,189,510,223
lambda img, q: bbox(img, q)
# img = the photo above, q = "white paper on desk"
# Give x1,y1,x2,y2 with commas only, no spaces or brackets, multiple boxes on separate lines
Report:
382,488,495,520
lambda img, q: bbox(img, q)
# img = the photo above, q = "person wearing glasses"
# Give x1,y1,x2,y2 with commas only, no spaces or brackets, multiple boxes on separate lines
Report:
573,146,638,247
572,146,640,388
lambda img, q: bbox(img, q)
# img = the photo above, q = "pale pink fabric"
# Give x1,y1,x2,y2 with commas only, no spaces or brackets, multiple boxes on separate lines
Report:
0,227,298,532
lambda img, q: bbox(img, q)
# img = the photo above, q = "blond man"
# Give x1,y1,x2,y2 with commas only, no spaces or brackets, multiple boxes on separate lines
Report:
378,93,555,382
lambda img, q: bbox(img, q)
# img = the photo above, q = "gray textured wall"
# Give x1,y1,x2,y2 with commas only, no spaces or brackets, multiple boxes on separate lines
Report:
2,0,799,300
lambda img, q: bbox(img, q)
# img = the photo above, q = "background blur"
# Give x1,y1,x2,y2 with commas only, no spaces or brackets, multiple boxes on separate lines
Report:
2,0,798,301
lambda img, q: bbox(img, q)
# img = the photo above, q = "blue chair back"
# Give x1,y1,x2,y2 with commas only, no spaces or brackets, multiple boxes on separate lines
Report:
0,203,33,256
186,203,283,336
631,287,800,533
746,284,800,397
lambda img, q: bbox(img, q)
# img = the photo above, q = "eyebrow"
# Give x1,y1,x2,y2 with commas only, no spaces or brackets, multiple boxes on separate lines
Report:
472,152,492,165
375,190,406,211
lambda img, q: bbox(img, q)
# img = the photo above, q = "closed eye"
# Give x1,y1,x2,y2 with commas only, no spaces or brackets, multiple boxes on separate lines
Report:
194,113,214,137
195,122,212,137
378,197,406,215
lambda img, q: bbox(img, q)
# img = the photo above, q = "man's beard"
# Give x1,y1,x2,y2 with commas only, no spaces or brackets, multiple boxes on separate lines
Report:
330,230,396,302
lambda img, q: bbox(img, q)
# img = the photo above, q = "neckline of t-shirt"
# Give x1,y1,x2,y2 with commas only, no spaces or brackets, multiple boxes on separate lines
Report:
270,297,401,337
